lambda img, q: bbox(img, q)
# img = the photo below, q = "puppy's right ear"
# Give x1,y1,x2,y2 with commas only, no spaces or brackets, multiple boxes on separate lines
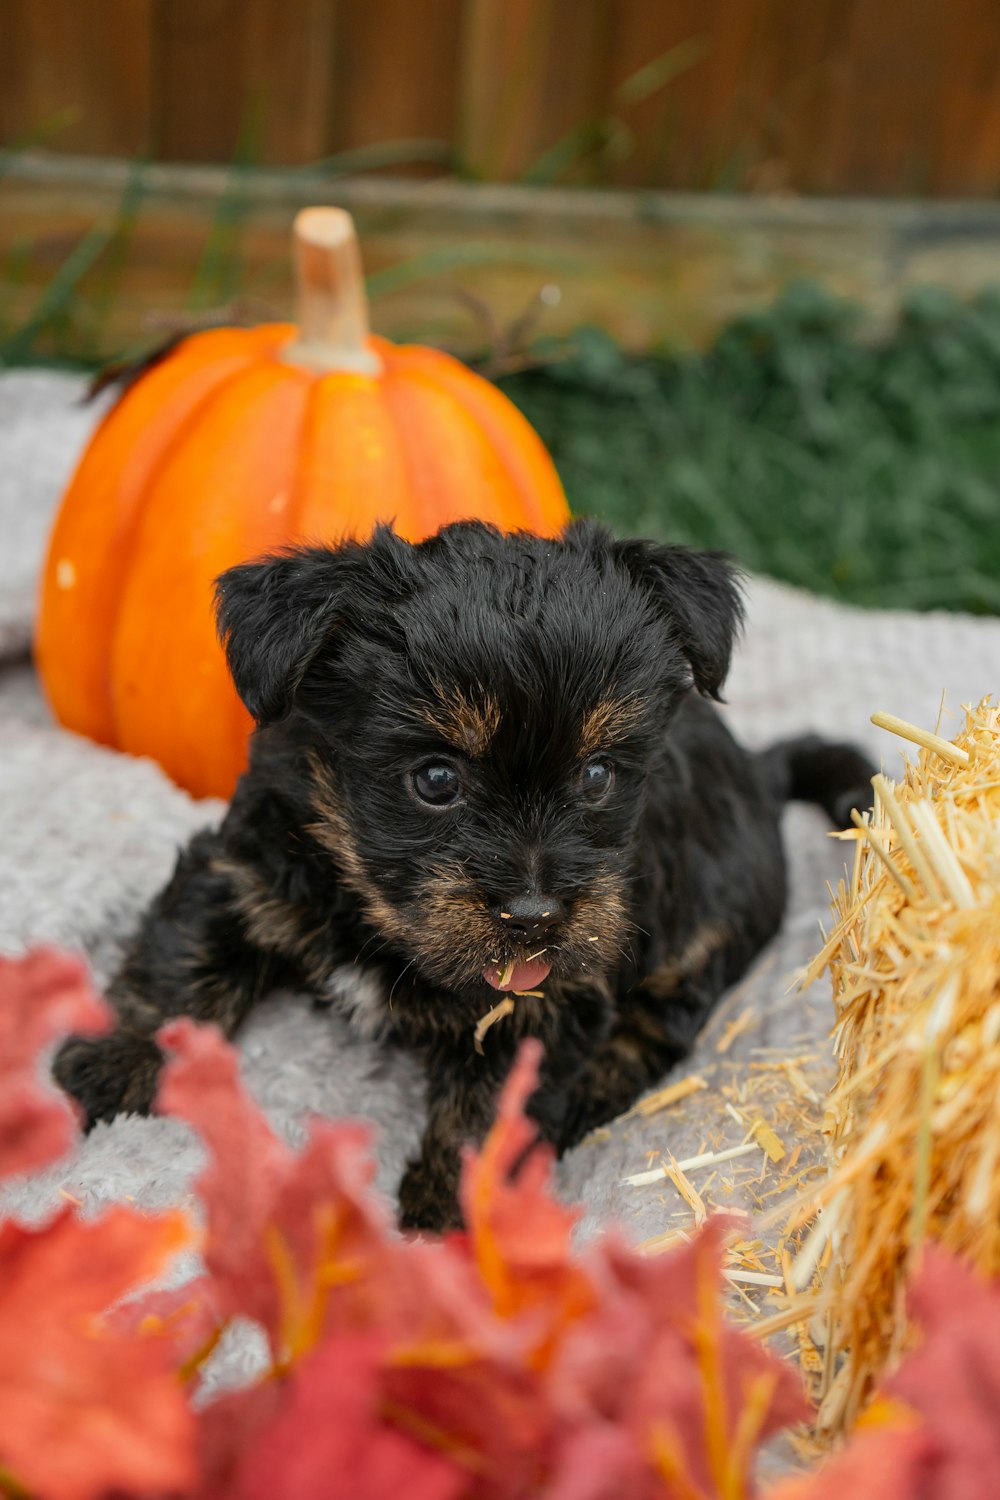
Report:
214,546,347,725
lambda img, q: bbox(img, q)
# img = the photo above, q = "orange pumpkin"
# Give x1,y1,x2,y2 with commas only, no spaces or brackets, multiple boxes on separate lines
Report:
37,208,569,800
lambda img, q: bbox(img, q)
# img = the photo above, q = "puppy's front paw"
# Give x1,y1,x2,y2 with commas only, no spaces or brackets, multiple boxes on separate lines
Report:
397,1152,463,1235
556,1065,647,1153
556,1087,615,1154
53,1031,164,1129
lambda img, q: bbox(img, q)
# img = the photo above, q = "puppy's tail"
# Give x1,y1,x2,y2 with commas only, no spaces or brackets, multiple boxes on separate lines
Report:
757,734,876,829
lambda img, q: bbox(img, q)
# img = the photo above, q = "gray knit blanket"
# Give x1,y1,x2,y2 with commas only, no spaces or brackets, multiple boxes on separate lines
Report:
2,369,998,1393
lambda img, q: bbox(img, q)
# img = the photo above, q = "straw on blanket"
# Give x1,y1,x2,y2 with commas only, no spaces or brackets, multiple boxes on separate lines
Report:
796,697,1000,1435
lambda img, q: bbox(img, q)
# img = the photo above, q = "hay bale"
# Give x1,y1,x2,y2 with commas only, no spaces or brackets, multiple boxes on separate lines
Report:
797,698,1000,1433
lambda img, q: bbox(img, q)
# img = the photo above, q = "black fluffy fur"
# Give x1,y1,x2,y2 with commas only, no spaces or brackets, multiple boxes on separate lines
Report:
55,521,875,1230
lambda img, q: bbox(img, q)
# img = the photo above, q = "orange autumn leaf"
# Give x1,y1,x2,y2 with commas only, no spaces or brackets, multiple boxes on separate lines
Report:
0,948,110,1179
0,1204,196,1500
461,1040,596,1348
151,1022,804,1497
155,1024,807,1498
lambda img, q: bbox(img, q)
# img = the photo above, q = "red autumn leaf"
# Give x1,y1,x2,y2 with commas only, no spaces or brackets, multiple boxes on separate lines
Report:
543,1224,808,1500
543,1424,649,1500
220,1332,466,1500
767,1248,1000,1500
457,1043,805,1498
884,1248,1000,1499
0,1204,196,1500
766,1415,929,1500
157,1018,394,1363
0,947,110,1178
108,1274,225,1381
383,1328,551,1500
155,1017,300,1340
196,1382,285,1497
156,1023,807,1498
160,1020,541,1489
372,1229,561,1497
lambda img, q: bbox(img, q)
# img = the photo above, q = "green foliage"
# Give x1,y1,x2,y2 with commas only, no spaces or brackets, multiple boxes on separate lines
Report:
499,282,1000,614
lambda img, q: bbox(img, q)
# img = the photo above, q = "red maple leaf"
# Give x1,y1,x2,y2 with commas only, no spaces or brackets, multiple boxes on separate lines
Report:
0,948,110,1179
535,1224,808,1500
765,1416,929,1500
159,1023,807,1499
0,1204,196,1500
455,1045,806,1498
886,1248,1000,1498
219,1333,467,1500
157,1018,397,1365
107,1274,226,1382
767,1247,1000,1500
159,1020,542,1492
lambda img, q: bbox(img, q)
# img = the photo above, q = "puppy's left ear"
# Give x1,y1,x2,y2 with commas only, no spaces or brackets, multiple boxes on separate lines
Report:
215,545,352,725
616,539,745,700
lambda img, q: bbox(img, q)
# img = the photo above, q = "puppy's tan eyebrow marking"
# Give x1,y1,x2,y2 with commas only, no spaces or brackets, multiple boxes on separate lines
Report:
579,696,646,755
418,682,501,758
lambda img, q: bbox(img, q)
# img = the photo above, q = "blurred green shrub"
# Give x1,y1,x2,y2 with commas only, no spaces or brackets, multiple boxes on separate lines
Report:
500,283,1000,613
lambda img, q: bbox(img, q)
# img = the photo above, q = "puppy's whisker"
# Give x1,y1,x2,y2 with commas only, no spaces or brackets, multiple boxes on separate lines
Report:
354,930,390,965
388,959,416,1004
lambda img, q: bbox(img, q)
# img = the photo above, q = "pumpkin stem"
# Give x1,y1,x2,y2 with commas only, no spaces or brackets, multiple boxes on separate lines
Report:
283,207,382,375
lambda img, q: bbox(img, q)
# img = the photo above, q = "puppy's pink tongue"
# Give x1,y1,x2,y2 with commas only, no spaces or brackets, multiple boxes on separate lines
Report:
483,958,552,992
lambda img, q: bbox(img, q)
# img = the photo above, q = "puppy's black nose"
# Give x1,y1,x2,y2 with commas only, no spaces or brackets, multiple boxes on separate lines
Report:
494,895,565,943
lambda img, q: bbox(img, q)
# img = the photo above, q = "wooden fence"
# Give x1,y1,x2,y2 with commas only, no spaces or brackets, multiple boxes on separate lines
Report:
3,0,1000,197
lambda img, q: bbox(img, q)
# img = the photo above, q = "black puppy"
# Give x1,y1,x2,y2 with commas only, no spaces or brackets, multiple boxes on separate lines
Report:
56,521,873,1230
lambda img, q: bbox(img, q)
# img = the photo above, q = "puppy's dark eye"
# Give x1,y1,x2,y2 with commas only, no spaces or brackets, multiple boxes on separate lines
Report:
579,758,614,803
410,761,463,808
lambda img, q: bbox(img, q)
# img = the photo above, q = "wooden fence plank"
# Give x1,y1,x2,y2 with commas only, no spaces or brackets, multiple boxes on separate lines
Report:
601,0,729,190
821,0,938,196
763,0,845,196
605,0,846,193
0,0,153,155
328,0,463,168
457,0,558,180
3,1,1000,195
456,0,608,182
241,0,337,164
152,0,248,162
928,0,1000,196
153,0,335,165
